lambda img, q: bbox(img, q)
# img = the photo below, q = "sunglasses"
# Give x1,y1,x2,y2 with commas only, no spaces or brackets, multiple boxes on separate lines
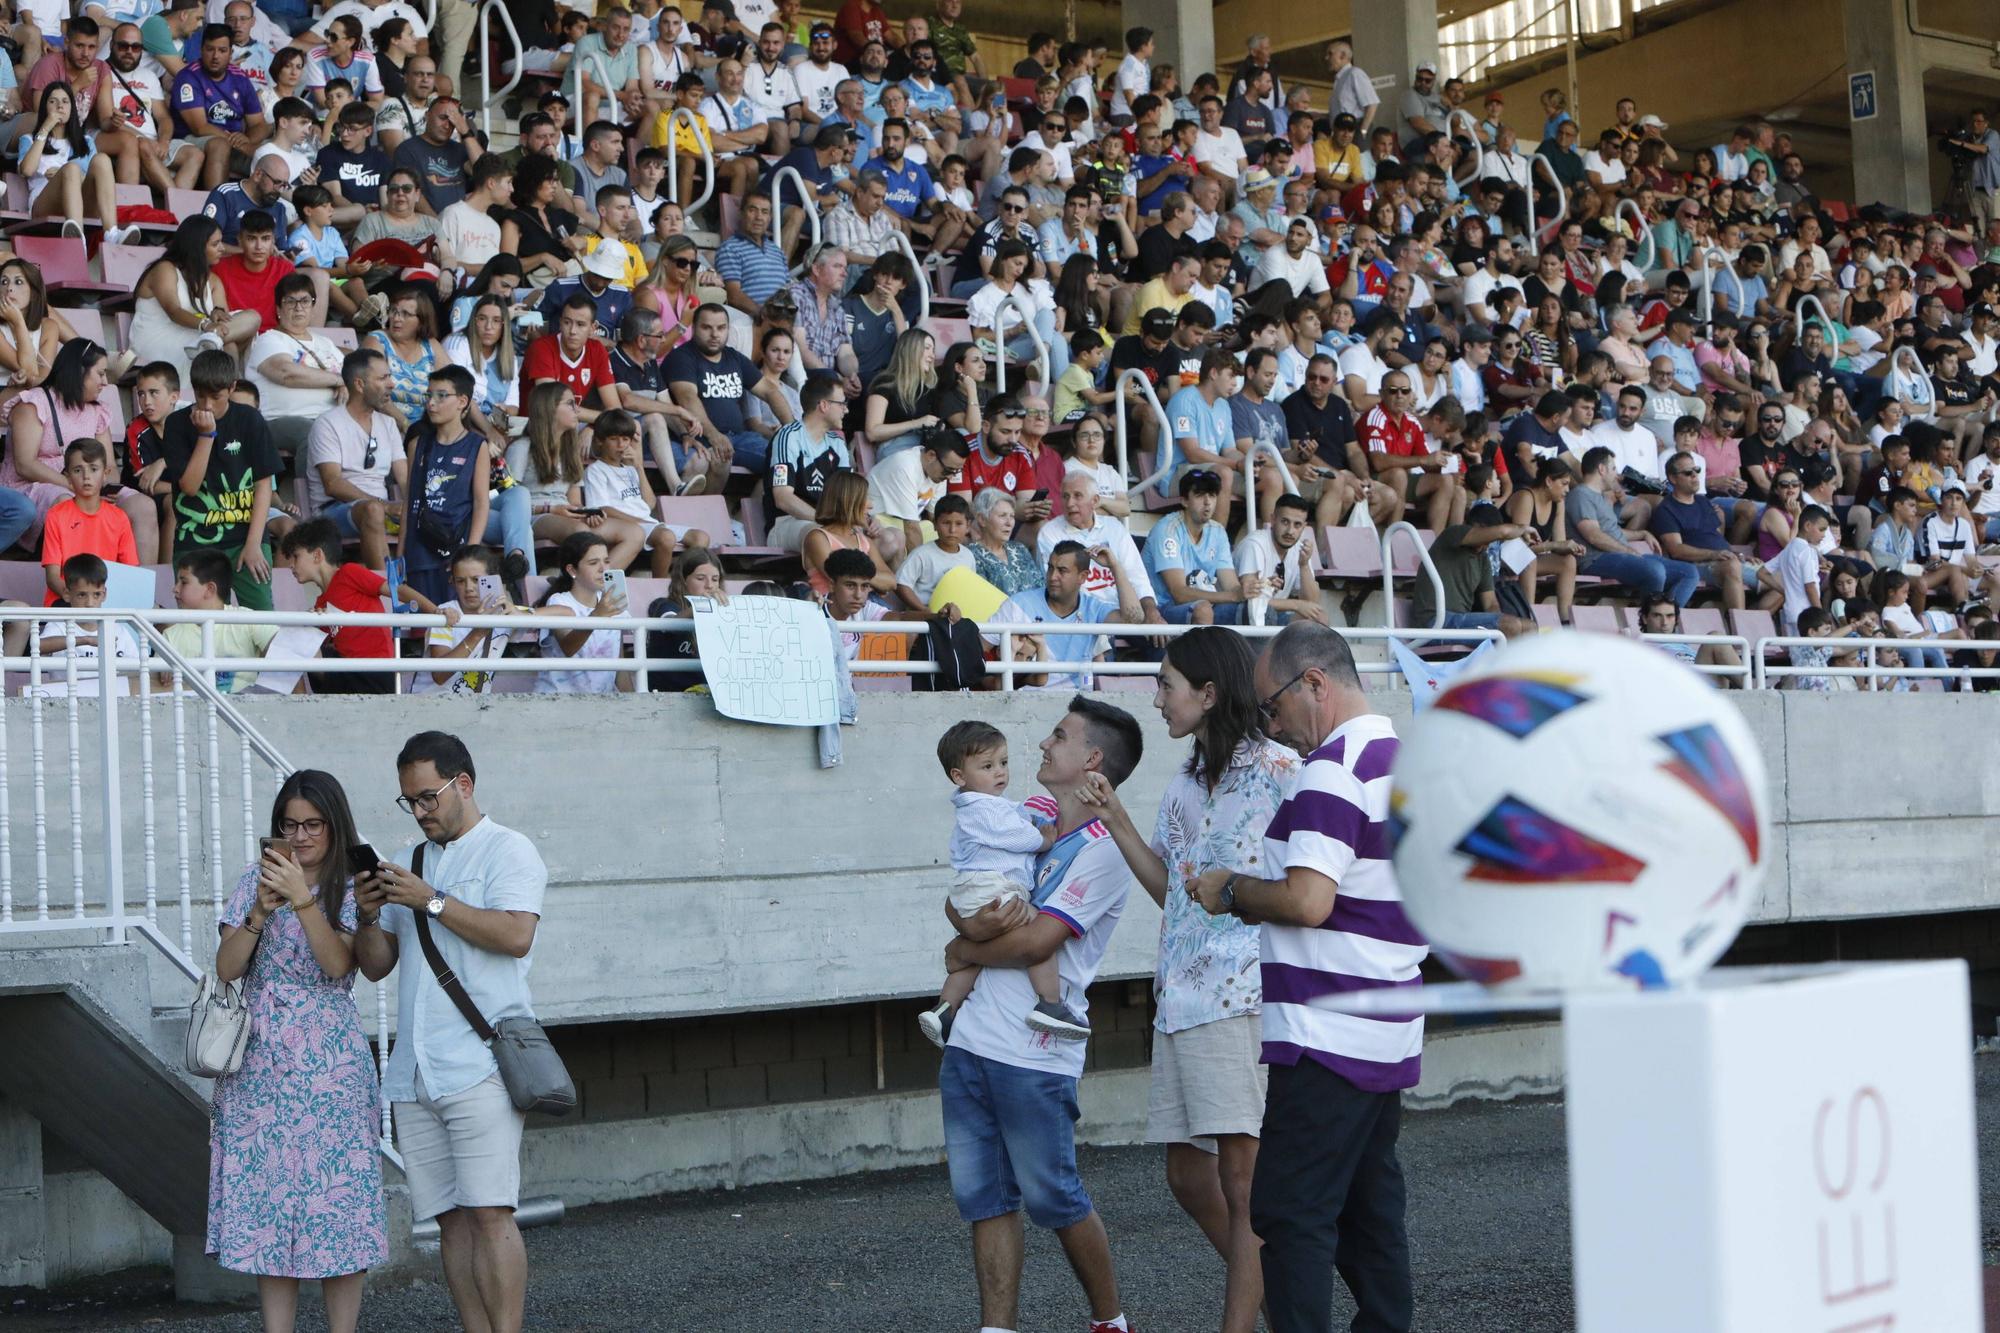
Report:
670,255,696,268
387,183,416,193
1668,468,1698,477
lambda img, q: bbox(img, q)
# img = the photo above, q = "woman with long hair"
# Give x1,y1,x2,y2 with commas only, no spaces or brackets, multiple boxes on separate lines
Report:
645,544,725,691
131,217,261,380
801,469,894,597
447,252,526,336
1523,292,1577,378
535,529,631,693
1504,455,1584,623
16,81,123,241
207,770,388,1333
0,256,75,396
636,233,701,350
1757,468,1806,561
968,238,1069,381
1051,253,1103,342
862,328,941,457
516,382,644,567
932,340,990,436
443,294,520,428
4,339,161,560
1076,627,1301,1333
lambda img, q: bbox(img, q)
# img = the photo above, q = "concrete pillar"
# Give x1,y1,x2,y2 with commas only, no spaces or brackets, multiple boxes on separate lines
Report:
1351,0,1441,131
1121,0,1212,108
1842,0,1931,212
0,1095,45,1289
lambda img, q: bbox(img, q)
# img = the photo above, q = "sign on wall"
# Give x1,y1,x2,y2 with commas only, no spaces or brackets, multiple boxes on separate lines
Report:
692,597,839,726
1849,70,1877,121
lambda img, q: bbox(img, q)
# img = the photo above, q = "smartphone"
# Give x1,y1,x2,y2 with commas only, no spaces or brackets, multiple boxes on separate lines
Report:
573,506,605,519
1027,488,1048,503
259,836,288,861
346,843,381,877
603,567,628,606
476,573,503,606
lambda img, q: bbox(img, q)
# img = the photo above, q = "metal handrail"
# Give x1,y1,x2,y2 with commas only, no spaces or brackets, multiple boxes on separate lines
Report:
1634,631,1754,682
980,620,1506,690
887,228,929,323
1114,366,1173,497
663,105,715,216
1752,634,1996,691
1612,198,1656,273
1245,436,1299,500
1446,108,1483,187
1523,153,1567,259
990,285,1049,393
1793,293,1835,347
1698,245,1748,324
477,0,525,138
571,49,616,133
768,164,822,276
1380,520,1446,631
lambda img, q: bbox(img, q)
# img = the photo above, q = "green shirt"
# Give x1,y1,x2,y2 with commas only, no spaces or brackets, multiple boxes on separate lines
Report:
929,20,976,78
1410,524,1495,624
162,403,281,558
497,144,579,194
139,13,179,58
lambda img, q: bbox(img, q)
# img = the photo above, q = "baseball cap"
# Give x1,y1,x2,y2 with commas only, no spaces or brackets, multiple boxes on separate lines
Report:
1461,324,1495,343
1141,307,1177,336
1319,203,1346,222
1638,113,1668,129
1709,309,1741,330
1332,112,1358,132
814,122,856,148
1914,263,1941,279
1942,479,1969,496
1415,60,1437,75
1973,302,1997,319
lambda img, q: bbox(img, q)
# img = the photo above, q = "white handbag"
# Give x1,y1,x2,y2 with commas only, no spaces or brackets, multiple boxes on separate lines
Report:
186,972,254,1078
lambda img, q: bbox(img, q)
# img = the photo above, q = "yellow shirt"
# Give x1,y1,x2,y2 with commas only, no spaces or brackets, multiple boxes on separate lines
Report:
1122,278,1192,335
1314,139,1364,187
584,235,647,290
648,104,713,158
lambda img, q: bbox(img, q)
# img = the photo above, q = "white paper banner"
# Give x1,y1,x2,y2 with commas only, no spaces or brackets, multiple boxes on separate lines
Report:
692,596,839,726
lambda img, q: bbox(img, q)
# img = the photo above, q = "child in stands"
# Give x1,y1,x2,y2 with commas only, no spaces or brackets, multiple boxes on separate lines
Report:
158,550,281,694
279,517,453,694
918,720,1088,1049
577,409,697,576
39,441,137,605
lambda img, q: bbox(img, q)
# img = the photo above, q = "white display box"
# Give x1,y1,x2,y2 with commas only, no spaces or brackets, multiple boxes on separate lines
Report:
1564,962,1981,1333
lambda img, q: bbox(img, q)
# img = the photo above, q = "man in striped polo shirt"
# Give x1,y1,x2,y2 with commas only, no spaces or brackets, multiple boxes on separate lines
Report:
1193,622,1427,1333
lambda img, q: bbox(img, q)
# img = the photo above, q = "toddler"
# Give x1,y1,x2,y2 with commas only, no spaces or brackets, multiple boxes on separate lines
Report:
918,721,1089,1048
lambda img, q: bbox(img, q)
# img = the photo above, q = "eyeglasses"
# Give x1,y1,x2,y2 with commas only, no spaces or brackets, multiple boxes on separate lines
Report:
387,183,416,193
670,256,696,269
362,434,379,470
1026,408,1050,417
1775,479,1801,489
1668,467,1698,477
112,39,141,49
277,817,327,836
1000,203,1025,213
394,781,455,814
426,388,464,401
1384,386,1412,395
1258,667,1309,720
280,294,314,308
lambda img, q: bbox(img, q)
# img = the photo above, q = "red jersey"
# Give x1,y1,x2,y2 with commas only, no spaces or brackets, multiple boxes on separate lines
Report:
1359,405,1428,458
948,444,1036,496
831,0,890,64
213,254,295,332
524,335,615,407
317,562,392,661
39,498,137,604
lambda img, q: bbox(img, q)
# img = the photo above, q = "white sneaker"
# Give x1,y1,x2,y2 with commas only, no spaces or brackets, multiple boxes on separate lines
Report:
184,331,226,359
103,224,133,247
59,219,84,240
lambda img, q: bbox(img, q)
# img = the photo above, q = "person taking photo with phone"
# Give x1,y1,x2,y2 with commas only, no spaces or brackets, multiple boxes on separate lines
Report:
353,731,549,1333
206,769,389,1333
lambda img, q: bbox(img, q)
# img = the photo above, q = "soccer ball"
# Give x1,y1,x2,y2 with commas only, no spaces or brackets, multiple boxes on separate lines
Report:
1388,631,1769,990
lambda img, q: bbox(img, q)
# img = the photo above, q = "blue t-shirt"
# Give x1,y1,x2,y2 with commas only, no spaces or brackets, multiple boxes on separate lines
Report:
993,587,1119,687
763,144,835,202
287,221,348,268
1143,511,1233,607
1133,153,1179,215
1159,384,1232,497
662,342,761,436
1228,392,1287,460
899,77,954,118
536,276,632,344
863,155,933,219
1649,494,1729,553
203,182,291,243
172,64,260,137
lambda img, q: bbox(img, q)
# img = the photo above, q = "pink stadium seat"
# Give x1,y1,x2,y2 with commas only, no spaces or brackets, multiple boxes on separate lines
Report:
315,326,361,352
101,243,164,292
167,188,211,222
1317,526,1384,579
11,235,122,298
270,570,315,612
1572,605,1622,634
1384,528,1434,578
1729,608,1778,647
1530,604,1562,631
1680,608,1728,638
63,307,107,348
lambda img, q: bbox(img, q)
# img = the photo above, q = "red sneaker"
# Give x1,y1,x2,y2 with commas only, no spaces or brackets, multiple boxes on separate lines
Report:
1089,1322,1133,1333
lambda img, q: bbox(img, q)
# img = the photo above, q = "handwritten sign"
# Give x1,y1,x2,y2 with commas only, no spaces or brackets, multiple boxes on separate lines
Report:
692,597,839,726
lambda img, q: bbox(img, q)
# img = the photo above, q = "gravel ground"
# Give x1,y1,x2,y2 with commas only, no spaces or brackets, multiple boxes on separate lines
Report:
11,1057,2000,1332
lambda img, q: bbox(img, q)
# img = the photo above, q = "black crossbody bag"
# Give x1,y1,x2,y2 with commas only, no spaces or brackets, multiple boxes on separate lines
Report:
411,843,576,1116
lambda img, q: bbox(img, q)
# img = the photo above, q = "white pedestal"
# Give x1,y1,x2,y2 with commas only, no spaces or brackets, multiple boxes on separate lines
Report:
1564,961,1982,1333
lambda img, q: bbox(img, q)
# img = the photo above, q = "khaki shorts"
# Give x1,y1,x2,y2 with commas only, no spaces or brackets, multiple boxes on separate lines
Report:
1145,1011,1267,1152
394,1071,525,1222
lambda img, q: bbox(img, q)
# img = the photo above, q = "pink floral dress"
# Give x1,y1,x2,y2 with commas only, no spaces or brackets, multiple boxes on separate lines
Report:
206,865,388,1278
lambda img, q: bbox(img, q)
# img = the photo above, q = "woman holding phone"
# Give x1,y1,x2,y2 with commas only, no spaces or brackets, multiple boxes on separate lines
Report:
207,770,389,1333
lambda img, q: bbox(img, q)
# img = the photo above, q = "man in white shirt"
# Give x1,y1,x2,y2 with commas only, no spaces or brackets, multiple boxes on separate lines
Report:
1108,27,1150,120
1191,94,1246,192
790,22,848,127
1460,236,1523,326
1961,422,2000,541
1233,492,1326,625
437,154,510,276
248,272,345,453
894,492,977,612
1589,385,1669,487
1252,217,1331,301
304,345,406,569
1036,470,1153,613
104,20,200,192
868,427,968,568
741,21,803,156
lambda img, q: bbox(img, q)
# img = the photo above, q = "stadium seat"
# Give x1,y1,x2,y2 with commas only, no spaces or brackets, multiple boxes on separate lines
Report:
12,235,123,300
1530,604,1562,631
166,188,211,222
1680,608,1728,638
1317,526,1386,579
316,326,361,352
0,560,46,605
100,243,163,293
64,307,107,348
270,569,315,612
1572,605,1622,634
1729,608,1779,649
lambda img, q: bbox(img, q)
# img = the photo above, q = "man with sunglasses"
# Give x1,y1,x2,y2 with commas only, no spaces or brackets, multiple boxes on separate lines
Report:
355,730,547,1333
104,20,201,193
304,348,405,569
1648,451,1750,609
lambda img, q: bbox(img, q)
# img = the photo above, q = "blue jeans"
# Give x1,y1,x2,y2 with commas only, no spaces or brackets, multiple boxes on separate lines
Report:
940,1048,1093,1229
1005,307,1068,383
0,485,37,552
1159,598,1248,626
1984,515,2000,542
1441,610,1501,630
1586,551,1702,606
948,275,987,300
727,428,769,474
489,484,533,560
1903,643,1948,672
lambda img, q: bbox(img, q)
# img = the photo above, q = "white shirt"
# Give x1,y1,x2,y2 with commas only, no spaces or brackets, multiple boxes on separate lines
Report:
896,540,976,607
304,405,405,512
1036,513,1147,603
104,63,168,141
1965,454,2000,515
319,0,427,40
247,329,343,420
1064,458,1123,507
1587,419,1665,480
967,281,1033,338
439,198,502,268
1253,245,1330,299
1338,342,1388,398
1192,126,1247,175
252,140,316,181
536,589,623,693
1234,527,1309,600
1110,53,1147,120
1965,330,1998,380
379,817,546,1102
414,598,516,695
1448,357,1487,414
947,789,1044,883
794,60,849,119
1582,150,1625,187
867,446,950,522
1767,535,1821,632
742,58,802,119
1462,268,1522,318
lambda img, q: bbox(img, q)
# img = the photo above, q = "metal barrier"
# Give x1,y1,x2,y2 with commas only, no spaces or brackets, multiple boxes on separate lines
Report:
1612,198,1656,273
1113,366,1174,498
1446,108,1484,186
1522,153,1567,258
476,0,525,138
570,49,616,138
887,228,930,323
1752,634,1996,690
1697,246,1747,324
1794,293,1835,347
768,165,823,276
1638,631,1754,683
990,286,1050,394
1379,520,1447,630
663,106,715,216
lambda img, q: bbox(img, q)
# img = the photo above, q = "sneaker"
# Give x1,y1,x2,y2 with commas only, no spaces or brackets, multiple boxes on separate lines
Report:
676,471,708,496
917,1000,954,1049
354,291,389,328
183,331,226,359
59,218,84,240
102,224,132,247
1026,1000,1091,1041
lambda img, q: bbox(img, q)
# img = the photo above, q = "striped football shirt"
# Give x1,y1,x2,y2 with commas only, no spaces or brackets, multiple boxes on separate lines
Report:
1258,712,1427,1092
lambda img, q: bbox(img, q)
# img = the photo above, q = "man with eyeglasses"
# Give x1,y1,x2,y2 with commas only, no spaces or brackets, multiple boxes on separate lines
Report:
303,348,404,569
202,148,293,248
765,371,853,550
319,101,391,208
1569,445,1700,607
354,730,547,1333
1362,369,1463,534
1648,451,1749,610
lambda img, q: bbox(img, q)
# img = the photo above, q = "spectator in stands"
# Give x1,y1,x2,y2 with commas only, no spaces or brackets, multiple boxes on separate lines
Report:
213,209,299,332
968,486,1042,595
281,516,449,694
37,441,136,603
715,193,792,321
414,545,515,697
1650,450,1750,610
8,339,160,565
1504,456,1585,623
305,350,406,572
667,304,789,472
534,529,632,693
1360,369,1464,533
802,468,892,597
369,285,458,427
131,218,263,384
642,546,727,694
869,424,968,566
1234,491,1327,626
0,260,77,400
578,410,684,577
208,769,387,1331
767,372,853,550
444,295,523,437
1037,470,1156,617
988,541,1145,689
1158,348,1243,519
174,24,270,187
401,365,489,604
391,97,480,215
1144,469,1260,626
969,238,1067,383
247,273,344,453
863,328,943,461
1569,446,1700,606
894,490,975,612
1411,501,1536,636
790,243,862,396
1637,593,1744,681
517,383,634,572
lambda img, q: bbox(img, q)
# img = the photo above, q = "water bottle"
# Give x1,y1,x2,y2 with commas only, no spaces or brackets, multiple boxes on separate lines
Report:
385,556,409,613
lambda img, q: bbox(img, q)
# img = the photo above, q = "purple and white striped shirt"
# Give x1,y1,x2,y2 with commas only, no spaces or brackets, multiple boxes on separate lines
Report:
1259,712,1427,1093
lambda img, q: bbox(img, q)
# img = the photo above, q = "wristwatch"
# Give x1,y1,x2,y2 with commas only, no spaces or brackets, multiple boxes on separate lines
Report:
425,894,447,919
1219,874,1239,914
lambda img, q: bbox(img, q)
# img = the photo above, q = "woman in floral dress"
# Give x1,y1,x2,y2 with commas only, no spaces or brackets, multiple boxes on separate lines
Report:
1077,627,1299,1333
208,770,389,1333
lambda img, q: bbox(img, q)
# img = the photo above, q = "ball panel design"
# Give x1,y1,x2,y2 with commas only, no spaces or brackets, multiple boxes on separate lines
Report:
1454,794,1648,885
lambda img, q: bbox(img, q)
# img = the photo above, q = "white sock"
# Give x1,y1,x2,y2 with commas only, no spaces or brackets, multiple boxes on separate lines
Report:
1091,1316,1129,1331
979,1326,1017,1333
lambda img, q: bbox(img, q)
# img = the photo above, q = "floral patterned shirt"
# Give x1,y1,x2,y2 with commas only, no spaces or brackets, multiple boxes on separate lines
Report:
1149,736,1300,1034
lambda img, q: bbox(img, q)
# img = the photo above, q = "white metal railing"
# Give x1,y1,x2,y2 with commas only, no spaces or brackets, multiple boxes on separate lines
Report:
1380,520,1447,630
571,49,616,136
1795,293,1835,347
887,228,930,323
990,286,1050,394
476,1,524,138
1696,246,1748,324
1637,631,1753,682
1752,634,1998,691
664,106,715,216
1612,198,1656,273
1446,108,1484,186
1113,366,1175,498
1523,153,1567,259
769,165,823,276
